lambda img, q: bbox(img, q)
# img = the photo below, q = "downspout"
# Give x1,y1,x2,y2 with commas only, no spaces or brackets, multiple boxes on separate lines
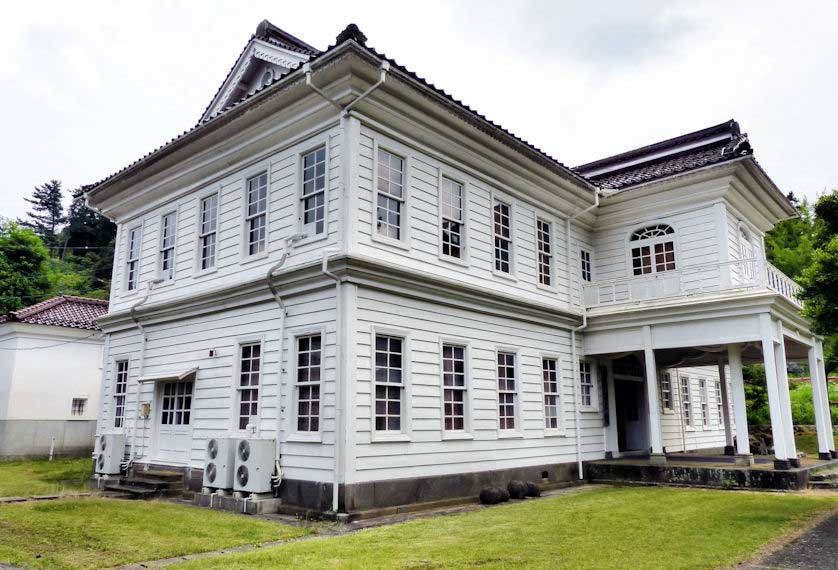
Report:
267,233,308,492
320,248,343,514
127,277,164,468
566,189,600,480
304,60,390,117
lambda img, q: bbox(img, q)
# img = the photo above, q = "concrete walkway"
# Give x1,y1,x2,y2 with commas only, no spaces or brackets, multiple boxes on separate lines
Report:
743,512,838,569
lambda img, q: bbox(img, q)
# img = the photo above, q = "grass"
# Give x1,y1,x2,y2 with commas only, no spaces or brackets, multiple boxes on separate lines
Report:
173,487,837,570
796,432,838,456
0,457,93,497
0,498,310,569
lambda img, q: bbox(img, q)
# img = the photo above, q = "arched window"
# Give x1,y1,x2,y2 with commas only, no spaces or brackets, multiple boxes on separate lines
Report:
630,224,676,275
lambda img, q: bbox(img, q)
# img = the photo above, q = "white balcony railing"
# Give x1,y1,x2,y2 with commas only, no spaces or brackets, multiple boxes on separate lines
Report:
583,258,803,309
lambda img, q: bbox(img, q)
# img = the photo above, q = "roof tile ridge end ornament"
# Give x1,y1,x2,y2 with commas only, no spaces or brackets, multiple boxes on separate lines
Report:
335,23,367,47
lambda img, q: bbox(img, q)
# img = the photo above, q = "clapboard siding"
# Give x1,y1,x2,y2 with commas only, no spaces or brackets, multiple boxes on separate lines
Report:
660,365,733,453
355,126,578,311
349,286,603,482
109,127,342,314
98,288,338,482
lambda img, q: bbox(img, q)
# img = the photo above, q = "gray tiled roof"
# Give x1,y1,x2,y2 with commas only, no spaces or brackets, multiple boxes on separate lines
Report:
0,295,109,330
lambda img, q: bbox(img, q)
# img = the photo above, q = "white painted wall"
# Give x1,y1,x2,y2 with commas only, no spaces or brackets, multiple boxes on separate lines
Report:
660,365,733,453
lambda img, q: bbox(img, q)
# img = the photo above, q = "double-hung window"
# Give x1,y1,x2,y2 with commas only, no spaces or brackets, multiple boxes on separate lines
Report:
537,219,552,286
376,149,405,240
125,226,142,291
543,358,560,429
580,249,592,282
301,147,327,236
374,334,404,432
199,194,218,270
442,344,466,431
630,224,676,275
159,212,177,281
296,334,322,432
497,351,517,430
715,380,723,423
440,178,464,259
680,375,692,426
245,173,268,256
113,360,128,428
660,372,673,410
238,343,261,430
699,378,709,426
580,361,594,407
493,200,512,273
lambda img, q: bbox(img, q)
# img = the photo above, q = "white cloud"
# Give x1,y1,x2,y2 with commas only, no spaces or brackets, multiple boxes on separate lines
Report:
2,0,837,221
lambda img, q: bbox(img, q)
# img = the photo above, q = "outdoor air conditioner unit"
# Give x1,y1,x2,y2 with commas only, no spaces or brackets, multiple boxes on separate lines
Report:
94,433,125,475
233,438,276,494
203,437,237,490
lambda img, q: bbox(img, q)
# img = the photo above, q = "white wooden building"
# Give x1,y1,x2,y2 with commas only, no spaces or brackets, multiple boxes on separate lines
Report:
0,295,107,459
85,21,836,513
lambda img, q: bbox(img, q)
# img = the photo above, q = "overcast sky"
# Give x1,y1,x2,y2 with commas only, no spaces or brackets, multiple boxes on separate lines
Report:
3,1,837,220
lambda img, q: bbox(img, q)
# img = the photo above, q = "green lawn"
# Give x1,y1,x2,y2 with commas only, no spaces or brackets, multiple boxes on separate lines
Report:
0,498,310,569
796,432,838,456
174,487,837,570
0,457,92,497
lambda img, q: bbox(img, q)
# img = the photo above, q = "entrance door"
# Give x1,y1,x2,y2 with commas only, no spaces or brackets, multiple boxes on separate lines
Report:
154,380,193,464
616,379,648,453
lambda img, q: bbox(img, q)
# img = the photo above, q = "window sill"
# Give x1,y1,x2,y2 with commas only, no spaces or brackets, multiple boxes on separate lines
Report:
544,429,567,438
286,432,322,443
193,266,219,279
579,406,600,413
370,233,411,252
370,432,412,443
497,431,524,439
438,254,469,268
240,251,269,266
662,409,676,415
296,232,329,248
685,426,696,432
154,279,176,289
536,283,558,294
492,270,517,282
442,431,474,441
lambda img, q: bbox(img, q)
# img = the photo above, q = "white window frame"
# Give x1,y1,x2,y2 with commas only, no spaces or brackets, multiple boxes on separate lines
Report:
298,142,329,242
660,372,674,412
438,172,468,265
371,139,410,250
439,338,472,439
495,347,522,437
158,211,177,282
124,224,143,293
232,336,265,433
680,375,693,428
194,187,220,275
715,379,724,426
289,327,326,442
579,359,599,411
370,326,412,442
580,248,593,283
541,353,564,435
536,217,555,289
113,358,130,429
627,223,677,276
240,165,270,261
491,193,515,279
699,377,710,427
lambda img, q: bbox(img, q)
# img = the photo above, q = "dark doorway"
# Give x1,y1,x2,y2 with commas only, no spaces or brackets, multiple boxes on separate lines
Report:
616,379,647,452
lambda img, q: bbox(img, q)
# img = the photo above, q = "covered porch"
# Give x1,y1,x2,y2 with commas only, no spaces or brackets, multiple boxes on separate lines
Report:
586,298,836,474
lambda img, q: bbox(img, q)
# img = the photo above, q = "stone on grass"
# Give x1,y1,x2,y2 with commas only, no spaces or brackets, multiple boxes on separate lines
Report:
479,485,510,505
525,481,541,497
507,480,528,500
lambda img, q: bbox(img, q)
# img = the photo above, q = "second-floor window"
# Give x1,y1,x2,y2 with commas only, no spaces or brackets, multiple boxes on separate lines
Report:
441,178,464,259
580,249,592,282
302,147,327,236
376,149,405,241
126,226,142,291
245,173,268,256
199,194,218,270
630,224,675,276
493,200,512,273
537,219,552,286
159,212,177,281
113,360,128,428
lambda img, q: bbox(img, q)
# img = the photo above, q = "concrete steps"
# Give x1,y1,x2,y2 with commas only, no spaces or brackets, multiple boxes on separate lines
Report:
103,469,183,499
808,470,838,490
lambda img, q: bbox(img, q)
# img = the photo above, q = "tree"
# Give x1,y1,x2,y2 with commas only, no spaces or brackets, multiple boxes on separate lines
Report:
764,195,815,280
55,192,117,295
0,222,52,314
18,179,67,247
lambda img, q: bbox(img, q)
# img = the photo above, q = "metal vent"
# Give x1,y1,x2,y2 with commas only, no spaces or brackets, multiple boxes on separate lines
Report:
206,462,217,484
236,464,249,487
97,454,105,470
207,439,218,460
237,440,250,462
99,435,107,451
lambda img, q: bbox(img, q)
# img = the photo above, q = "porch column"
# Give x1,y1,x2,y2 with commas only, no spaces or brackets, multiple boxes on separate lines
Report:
759,314,791,469
717,356,734,454
728,343,753,464
604,359,619,459
815,340,836,458
774,322,798,466
642,326,665,463
808,342,833,460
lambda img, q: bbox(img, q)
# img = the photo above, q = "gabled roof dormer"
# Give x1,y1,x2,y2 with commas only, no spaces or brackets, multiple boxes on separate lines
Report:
199,20,320,123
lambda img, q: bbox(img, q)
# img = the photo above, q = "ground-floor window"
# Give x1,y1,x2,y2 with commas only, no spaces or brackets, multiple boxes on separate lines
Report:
542,358,559,429
296,334,322,432
715,380,723,424
161,381,193,425
580,361,594,407
71,397,87,416
699,378,709,426
497,351,517,430
442,344,466,431
237,342,261,430
114,360,128,428
375,334,404,432
660,372,673,410
680,375,692,426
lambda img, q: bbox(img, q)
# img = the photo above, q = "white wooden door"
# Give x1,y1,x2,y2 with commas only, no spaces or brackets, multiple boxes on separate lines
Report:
154,380,193,464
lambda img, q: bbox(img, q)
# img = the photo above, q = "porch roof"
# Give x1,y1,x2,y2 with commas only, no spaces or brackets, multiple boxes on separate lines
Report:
137,367,198,384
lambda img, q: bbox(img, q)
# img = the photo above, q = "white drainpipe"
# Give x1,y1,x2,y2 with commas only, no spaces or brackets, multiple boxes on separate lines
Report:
266,233,308,491
304,60,390,117
320,248,343,514
566,189,600,479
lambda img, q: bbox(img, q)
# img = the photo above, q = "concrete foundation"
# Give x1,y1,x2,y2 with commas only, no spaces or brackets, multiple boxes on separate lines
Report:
0,419,95,460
